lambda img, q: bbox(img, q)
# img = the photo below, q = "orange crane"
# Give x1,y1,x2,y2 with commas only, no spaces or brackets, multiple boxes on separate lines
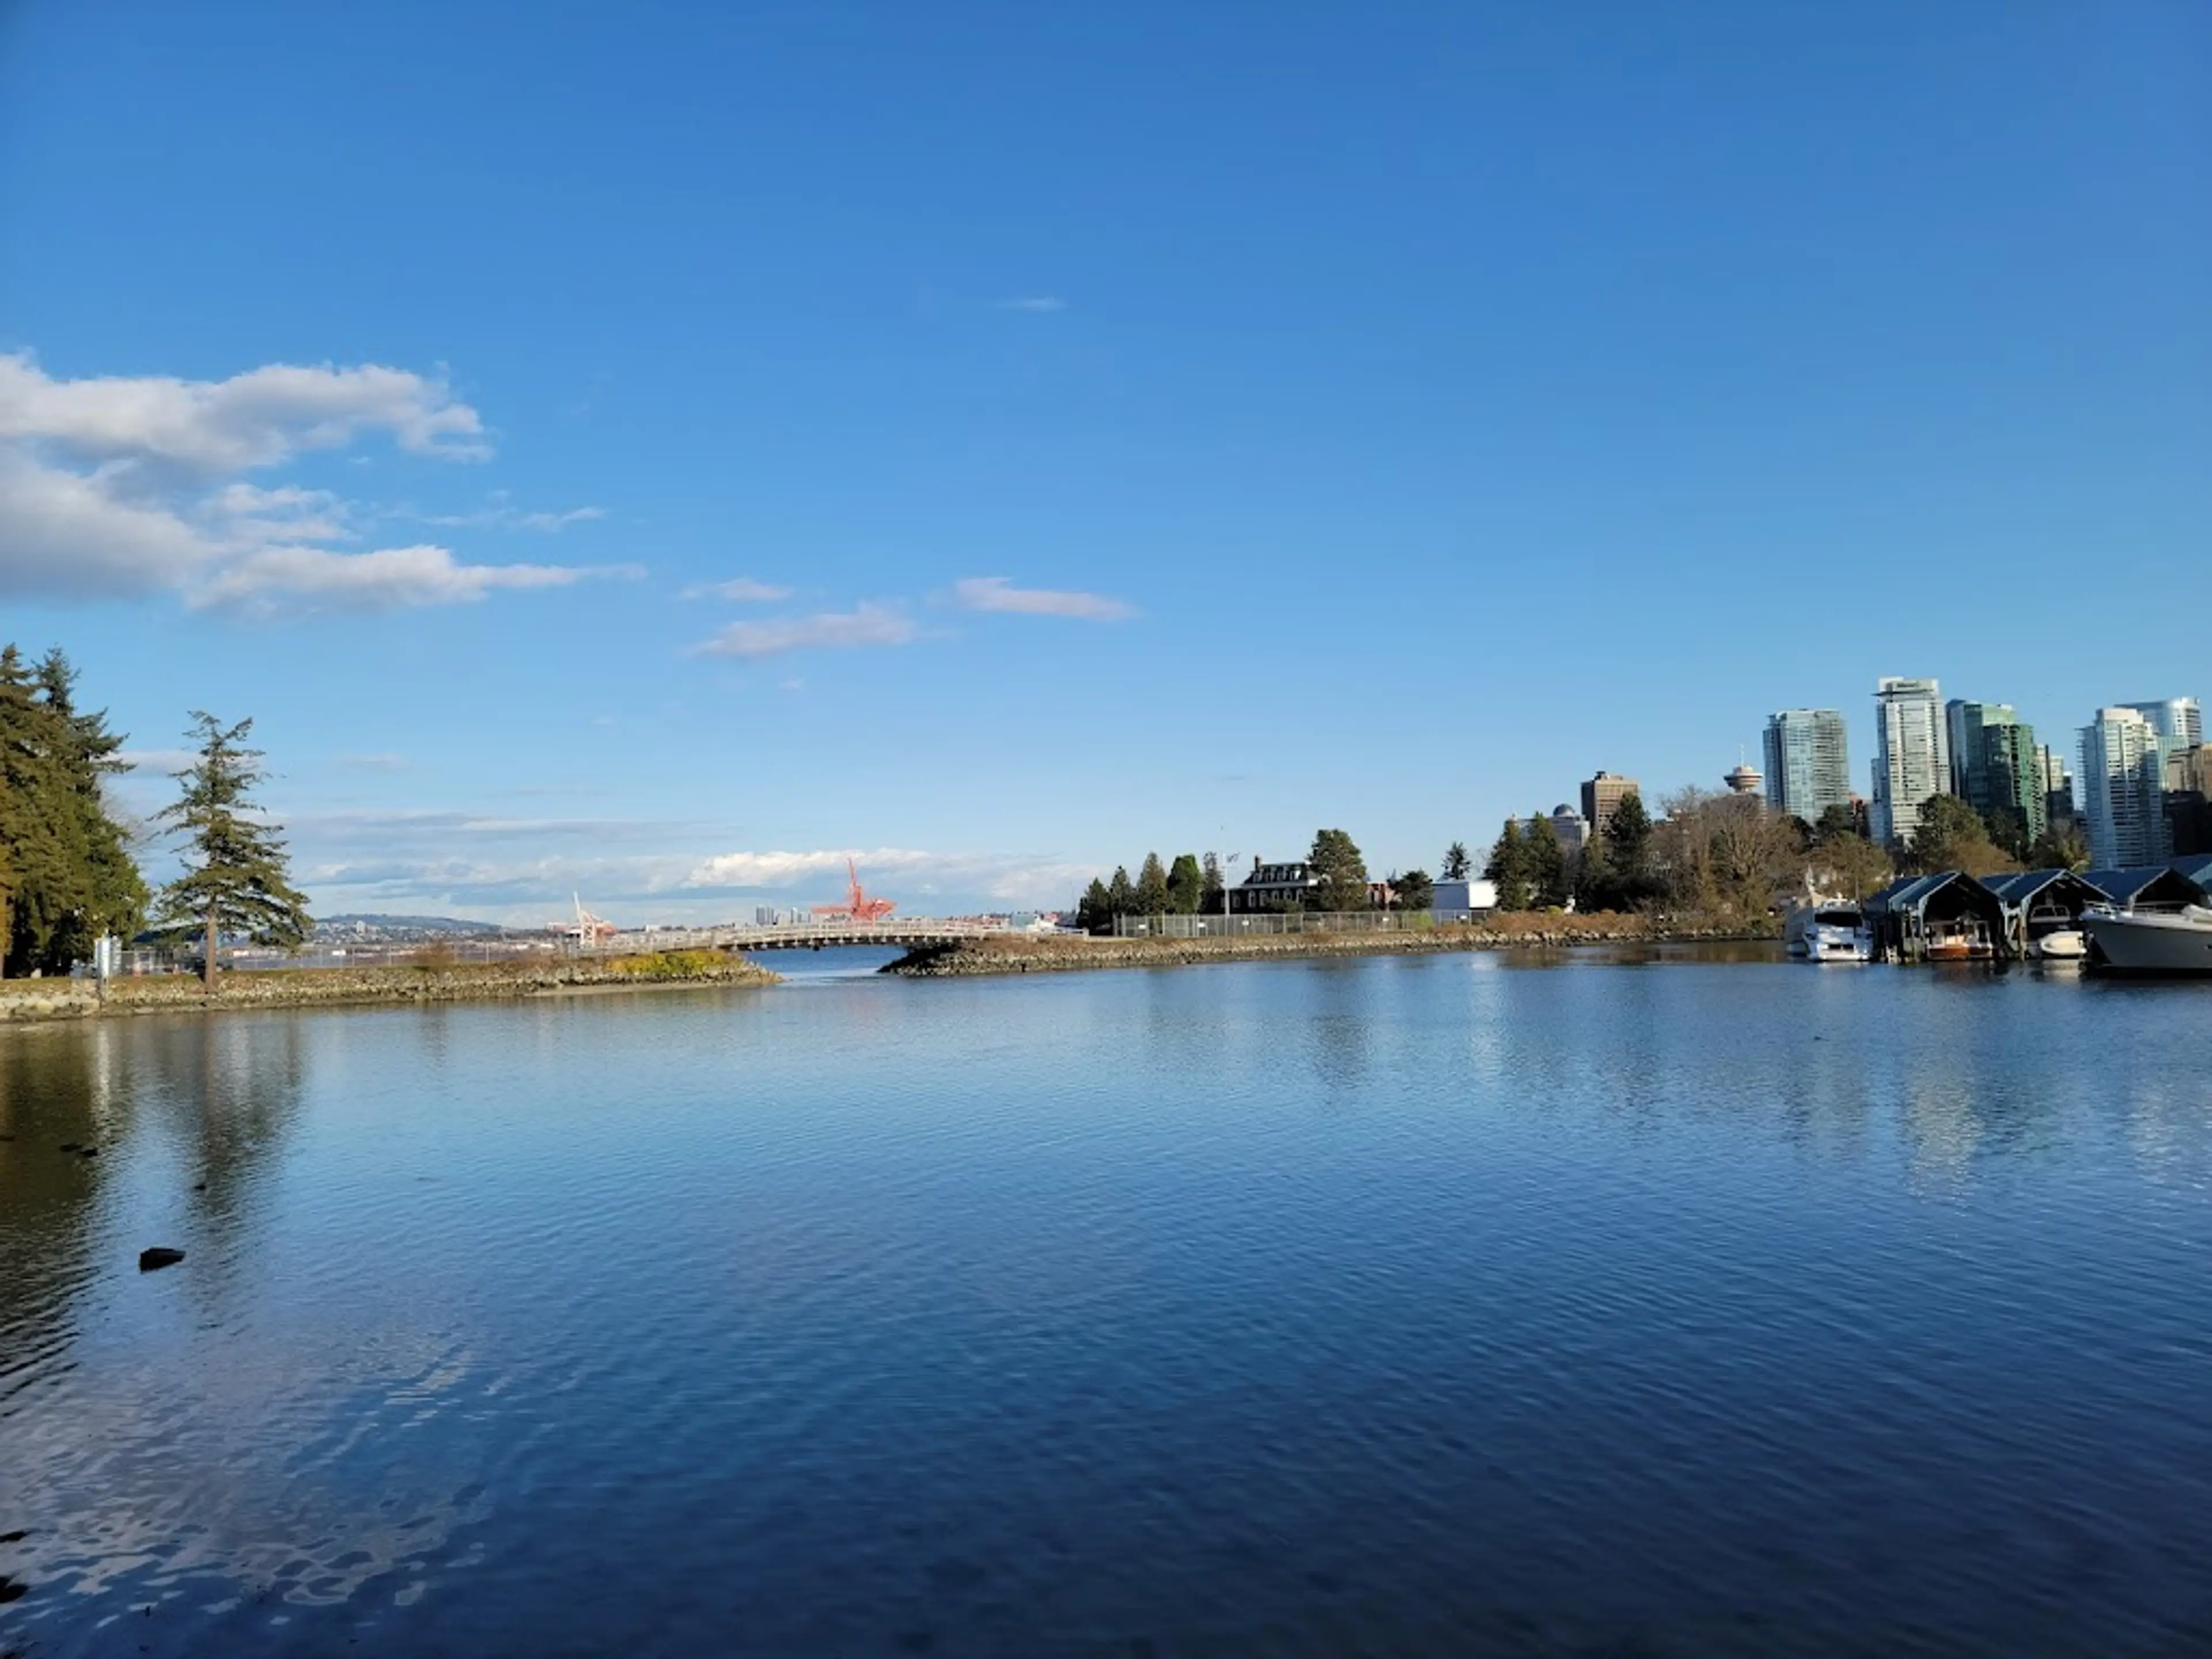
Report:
562,894,620,945
811,859,897,923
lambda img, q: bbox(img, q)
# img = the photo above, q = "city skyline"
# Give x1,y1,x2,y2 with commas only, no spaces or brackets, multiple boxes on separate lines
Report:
4,5,2206,921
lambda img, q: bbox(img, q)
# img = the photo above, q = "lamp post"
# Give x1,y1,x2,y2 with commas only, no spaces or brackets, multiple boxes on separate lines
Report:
1217,852,1242,932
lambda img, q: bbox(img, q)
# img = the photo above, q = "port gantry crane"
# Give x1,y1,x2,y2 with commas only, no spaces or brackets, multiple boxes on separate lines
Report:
810,859,897,924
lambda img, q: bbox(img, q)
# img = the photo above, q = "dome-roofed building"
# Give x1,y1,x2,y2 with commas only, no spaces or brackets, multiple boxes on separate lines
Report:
1726,762,1764,797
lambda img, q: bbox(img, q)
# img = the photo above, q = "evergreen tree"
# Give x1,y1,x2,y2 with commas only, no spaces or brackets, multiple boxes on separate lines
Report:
1484,818,1531,911
0,645,69,974
1200,851,1225,915
1527,814,1569,908
1441,840,1471,881
1308,828,1370,911
1075,877,1112,933
151,713,312,986
1106,865,1134,919
32,649,146,972
0,645,146,976
1166,853,1205,914
1393,868,1434,911
1573,832,1613,912
1603,792,1654,907
1134,851,1172,916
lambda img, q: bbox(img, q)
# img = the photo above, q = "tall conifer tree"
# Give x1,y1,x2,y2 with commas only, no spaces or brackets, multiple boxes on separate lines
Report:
153,713,311,986
1484,819,1531,911
0,645,146,976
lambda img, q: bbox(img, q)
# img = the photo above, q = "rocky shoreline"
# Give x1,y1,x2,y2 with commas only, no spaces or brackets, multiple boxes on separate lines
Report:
0,950,781,1026
884,918,1779,978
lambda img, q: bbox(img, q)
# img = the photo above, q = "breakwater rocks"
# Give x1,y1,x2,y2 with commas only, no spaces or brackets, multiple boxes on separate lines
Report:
885,918,1777,978
0,950,779,1026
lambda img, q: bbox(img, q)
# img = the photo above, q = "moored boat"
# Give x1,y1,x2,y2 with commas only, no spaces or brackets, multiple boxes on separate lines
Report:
1925,919,1994,961
2081,903,2212,976
1784,895,1871,963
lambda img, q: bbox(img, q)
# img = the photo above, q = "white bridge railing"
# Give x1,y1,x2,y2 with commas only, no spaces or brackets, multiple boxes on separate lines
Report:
588,918,1021,953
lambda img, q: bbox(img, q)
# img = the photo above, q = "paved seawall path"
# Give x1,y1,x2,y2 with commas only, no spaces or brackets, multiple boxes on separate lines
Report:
885,916,1779,977
0,950,780,1025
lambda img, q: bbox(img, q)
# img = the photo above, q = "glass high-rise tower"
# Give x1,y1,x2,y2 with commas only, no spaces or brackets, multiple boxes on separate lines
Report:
1762,710,1851,823
1870,677,1949,847
2118,697,2203,751
1944,700,2046,844
2080,707,2169,867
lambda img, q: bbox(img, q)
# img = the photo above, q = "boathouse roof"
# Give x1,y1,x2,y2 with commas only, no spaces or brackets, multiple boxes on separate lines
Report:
1864,870,2005,918
2082,866,2206,908
1982,869,2111,908
2170,854,2212,892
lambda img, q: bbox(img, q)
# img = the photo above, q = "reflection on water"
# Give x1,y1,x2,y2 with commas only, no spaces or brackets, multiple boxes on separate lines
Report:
3,957,2211,1657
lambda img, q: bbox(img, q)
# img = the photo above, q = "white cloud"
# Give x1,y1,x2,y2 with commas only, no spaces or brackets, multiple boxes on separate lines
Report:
692,603,914,660
684,847,938,888
0,446,215,597
681,577,793,602
274,813,1098,924
404,491,606,532
995,297,1068,313
0,351,486,471
209,483,353,543
188,545,637,618
953,575,1136,621
0,351,624,613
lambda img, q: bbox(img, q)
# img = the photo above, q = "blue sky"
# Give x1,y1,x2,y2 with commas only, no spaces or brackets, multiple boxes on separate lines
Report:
2,2,2205,921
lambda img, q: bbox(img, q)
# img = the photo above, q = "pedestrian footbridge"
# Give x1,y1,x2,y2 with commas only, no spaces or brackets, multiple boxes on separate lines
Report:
596,919,1016,954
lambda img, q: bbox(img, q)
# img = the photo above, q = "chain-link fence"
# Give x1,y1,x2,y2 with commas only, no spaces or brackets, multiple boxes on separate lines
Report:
1111,910,1485,939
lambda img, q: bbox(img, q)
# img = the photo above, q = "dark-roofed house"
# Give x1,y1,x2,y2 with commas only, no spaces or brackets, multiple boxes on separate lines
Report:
1864,871,2010,961
1982,870,2112,957
2082,866,2207,912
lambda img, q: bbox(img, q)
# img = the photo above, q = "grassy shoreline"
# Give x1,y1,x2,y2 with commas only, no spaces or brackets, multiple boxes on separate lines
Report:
0,949,781,1027
884,915,1779,978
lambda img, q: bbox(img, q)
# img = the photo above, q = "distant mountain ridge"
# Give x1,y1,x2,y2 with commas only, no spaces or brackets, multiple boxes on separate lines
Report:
313,914,509,937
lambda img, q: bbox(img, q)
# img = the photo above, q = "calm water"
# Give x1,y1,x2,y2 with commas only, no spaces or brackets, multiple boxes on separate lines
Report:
3,951,2210,1657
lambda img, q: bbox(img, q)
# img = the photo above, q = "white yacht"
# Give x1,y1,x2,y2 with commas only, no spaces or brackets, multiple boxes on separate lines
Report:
1785,895,1872,963
2081,903,2212,975
2032,927,2088,961
2022,897,2088,960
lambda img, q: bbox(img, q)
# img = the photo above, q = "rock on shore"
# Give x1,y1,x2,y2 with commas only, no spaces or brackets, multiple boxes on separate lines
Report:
0,950,780,1027
884,918,1774,978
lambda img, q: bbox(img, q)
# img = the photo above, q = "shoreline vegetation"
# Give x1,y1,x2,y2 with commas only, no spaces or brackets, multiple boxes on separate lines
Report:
0,949,780,1026
884,913,1781,978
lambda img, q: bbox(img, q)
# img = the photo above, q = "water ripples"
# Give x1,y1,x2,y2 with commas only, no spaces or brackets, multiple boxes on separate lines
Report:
2,960,2210,1654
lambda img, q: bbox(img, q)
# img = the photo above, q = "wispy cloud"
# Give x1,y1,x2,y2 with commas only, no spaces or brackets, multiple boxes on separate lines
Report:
402,490,607,532
953,576,1137,621
995,297,1067,313
692,603,915,660
188,546,640,619
681,576,793,603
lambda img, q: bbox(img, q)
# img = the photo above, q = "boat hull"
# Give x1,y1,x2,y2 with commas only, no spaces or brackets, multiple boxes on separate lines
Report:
2082,910,2212,976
